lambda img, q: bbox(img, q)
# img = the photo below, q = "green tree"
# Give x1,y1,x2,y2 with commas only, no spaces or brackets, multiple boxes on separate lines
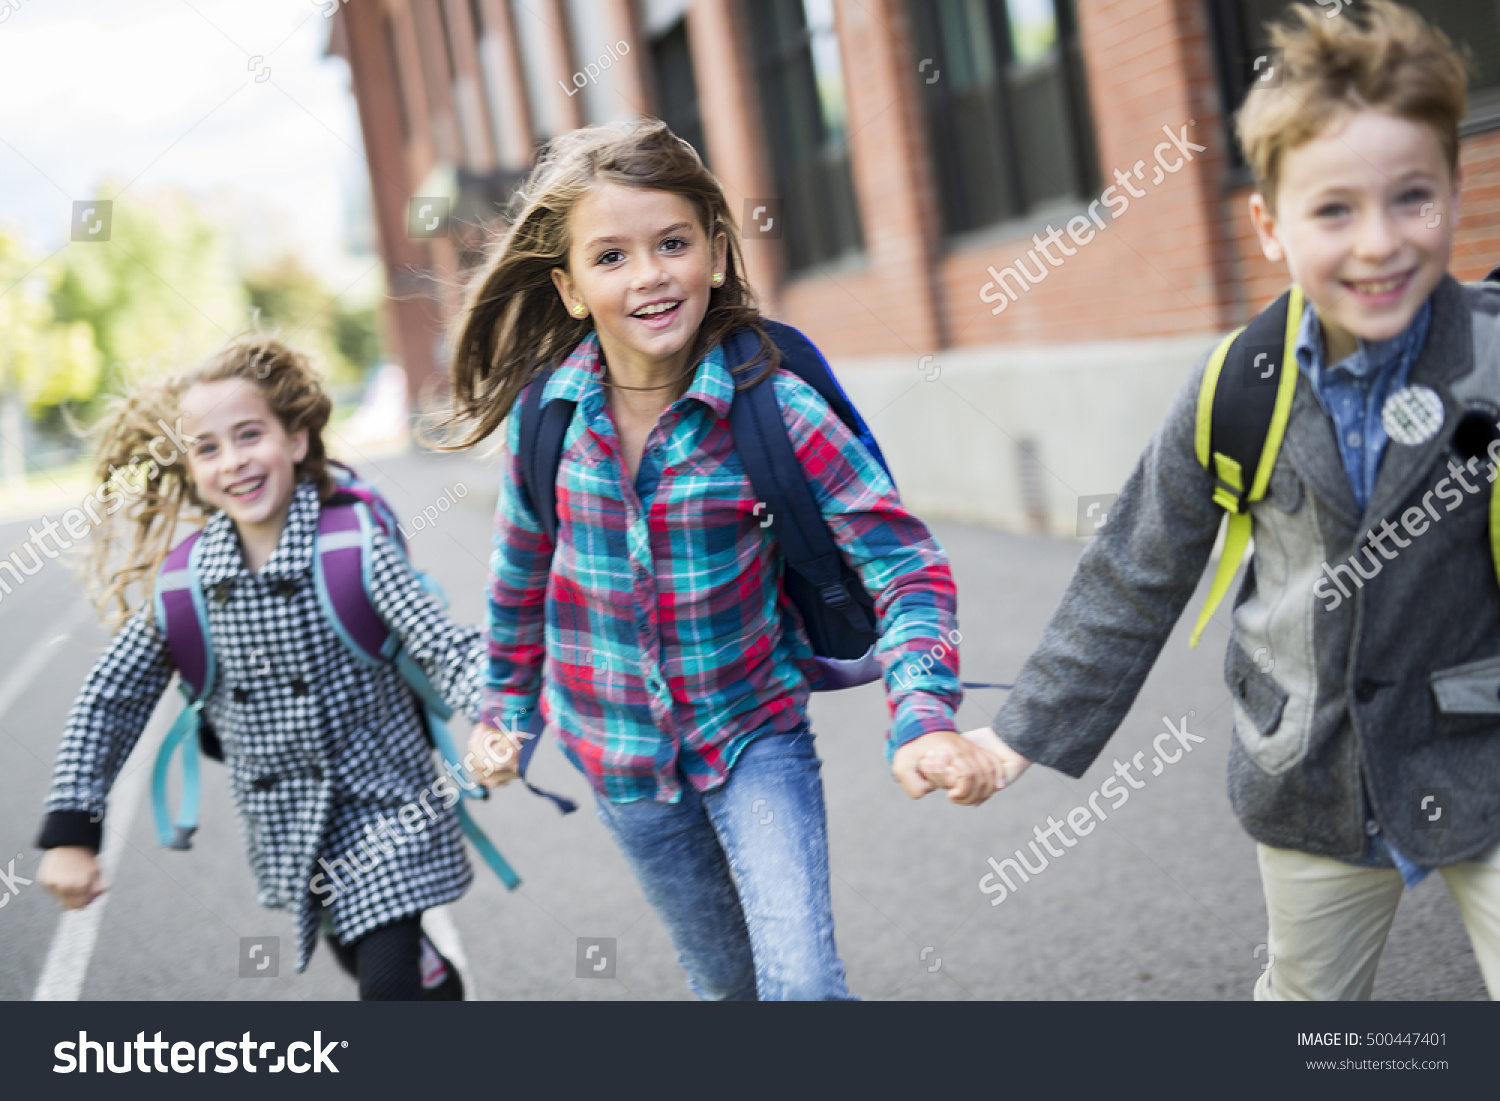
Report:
0,229,104,485
244,256,382,384
50,187,248,397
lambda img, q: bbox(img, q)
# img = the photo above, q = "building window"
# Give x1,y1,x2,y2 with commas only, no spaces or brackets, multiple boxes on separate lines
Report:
469,0,513,165
906,0,1098,238
1209,0,1500,172
566,0,632,124
745,0,864,274
650,18,707,165
511,0,567,141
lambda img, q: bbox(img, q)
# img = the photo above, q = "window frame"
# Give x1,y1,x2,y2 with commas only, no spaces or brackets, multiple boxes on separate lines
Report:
1206,0,1500,192
906,0,1099,240
743,0,866,276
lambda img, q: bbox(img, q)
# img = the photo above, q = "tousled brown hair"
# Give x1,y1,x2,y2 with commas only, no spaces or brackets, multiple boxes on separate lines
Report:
440,118,774,449
1235,0,1468,210
87,336,334,627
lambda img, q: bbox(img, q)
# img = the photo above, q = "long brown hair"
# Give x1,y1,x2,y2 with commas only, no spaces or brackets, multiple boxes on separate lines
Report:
441,118,776,449
87,336,335,628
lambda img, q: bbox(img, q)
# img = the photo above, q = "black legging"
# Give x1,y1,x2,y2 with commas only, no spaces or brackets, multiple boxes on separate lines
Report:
326,915,425,1001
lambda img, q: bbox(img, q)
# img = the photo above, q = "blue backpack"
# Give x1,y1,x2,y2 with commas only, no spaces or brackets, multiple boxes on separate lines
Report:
149,462,568,893
516,319,1010,702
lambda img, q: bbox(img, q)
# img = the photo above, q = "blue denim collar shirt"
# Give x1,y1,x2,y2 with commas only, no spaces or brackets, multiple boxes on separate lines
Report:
1295,292,1436,886
1293,295,1433,512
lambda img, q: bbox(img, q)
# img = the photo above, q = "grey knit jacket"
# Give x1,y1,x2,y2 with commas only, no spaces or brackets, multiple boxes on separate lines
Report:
994,275,1500,865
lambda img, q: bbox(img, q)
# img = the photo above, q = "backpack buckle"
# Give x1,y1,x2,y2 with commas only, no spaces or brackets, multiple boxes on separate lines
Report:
169,825,197,851
1212,478,1248,514
819,581,850,609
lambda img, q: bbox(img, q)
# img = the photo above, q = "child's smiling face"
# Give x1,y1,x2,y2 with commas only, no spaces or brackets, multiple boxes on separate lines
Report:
552,183,727,380
1250,107,1458,362
182,378,307,533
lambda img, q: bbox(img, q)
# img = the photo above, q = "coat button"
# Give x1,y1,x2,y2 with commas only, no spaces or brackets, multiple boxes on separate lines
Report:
232,686,250,703
1365,819,1380,836
290,678,309,696
252,775,276,792
1353,678,1378,703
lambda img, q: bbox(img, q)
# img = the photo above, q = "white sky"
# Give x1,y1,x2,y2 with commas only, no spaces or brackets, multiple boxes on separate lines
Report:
0,0,375,291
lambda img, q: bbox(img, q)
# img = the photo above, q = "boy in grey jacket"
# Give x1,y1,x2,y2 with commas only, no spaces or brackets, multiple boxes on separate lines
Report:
969,2,1500,999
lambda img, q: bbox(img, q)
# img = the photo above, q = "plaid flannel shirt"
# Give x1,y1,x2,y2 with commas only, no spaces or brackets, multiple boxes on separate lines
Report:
482,332,960,803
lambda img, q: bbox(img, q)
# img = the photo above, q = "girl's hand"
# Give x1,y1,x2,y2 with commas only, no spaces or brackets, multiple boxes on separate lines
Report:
467,724,523,788
893,729,1000,805
38,846,105,910
957,725,1032,789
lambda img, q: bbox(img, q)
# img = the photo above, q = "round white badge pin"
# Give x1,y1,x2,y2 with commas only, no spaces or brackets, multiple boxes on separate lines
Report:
1380,385,1444,447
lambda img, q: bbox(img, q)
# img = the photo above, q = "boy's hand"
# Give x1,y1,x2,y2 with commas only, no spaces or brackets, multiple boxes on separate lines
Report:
467,724,523,788
893,729,999,805
958,725,1033,789
38,846,105,910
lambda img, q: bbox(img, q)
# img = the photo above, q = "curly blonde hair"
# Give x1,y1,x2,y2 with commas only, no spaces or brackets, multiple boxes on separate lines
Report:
86,336,334,627
441,117,775,449
1235,1,1469,210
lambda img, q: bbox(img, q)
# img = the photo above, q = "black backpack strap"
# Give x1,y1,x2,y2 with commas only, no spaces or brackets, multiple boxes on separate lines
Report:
517,365,574,543
1200,286,1298,514
1188,285,1301,647
726,329,876,656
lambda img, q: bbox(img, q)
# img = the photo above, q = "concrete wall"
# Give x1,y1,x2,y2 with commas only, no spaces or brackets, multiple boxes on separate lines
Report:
828,334,1212,537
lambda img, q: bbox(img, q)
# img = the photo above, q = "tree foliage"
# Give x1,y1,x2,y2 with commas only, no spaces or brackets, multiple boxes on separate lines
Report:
0,186,385,430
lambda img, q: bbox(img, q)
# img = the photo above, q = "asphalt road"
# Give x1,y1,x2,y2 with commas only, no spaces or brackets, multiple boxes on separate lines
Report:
0,448,1485,1001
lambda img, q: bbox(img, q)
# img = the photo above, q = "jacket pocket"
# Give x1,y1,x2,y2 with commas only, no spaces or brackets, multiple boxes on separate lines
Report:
1226,638,1302,774
1430,654,1500,714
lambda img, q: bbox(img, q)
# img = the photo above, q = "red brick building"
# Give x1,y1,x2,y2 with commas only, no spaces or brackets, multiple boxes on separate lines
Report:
330,0,1500,532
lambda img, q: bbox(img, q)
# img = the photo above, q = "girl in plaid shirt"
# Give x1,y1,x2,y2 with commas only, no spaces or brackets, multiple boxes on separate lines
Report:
35,338,491,999
452,120,1002,999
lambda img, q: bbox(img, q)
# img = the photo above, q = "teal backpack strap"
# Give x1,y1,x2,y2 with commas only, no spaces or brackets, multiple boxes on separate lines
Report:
313,498,522,891
419,702,520,890
152,531,214,850
1190,285,1303,647
151,699,204,849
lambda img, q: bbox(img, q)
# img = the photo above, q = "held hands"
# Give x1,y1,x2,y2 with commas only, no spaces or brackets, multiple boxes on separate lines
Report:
466,724,525,789
38,846,105,910
892,726,1033,806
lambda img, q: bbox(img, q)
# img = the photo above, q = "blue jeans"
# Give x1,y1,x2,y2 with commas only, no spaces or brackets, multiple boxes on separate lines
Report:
591,729,854,1000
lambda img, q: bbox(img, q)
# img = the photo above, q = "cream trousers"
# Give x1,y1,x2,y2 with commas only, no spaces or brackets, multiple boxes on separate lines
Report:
1253,841,1500,1000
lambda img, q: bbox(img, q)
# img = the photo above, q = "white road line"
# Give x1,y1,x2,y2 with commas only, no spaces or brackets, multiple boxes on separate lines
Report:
422,904,479,1001
31,700,171,1001
0,600,93,723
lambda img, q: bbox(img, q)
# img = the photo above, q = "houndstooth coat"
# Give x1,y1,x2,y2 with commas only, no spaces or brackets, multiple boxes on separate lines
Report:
39,480,485,971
